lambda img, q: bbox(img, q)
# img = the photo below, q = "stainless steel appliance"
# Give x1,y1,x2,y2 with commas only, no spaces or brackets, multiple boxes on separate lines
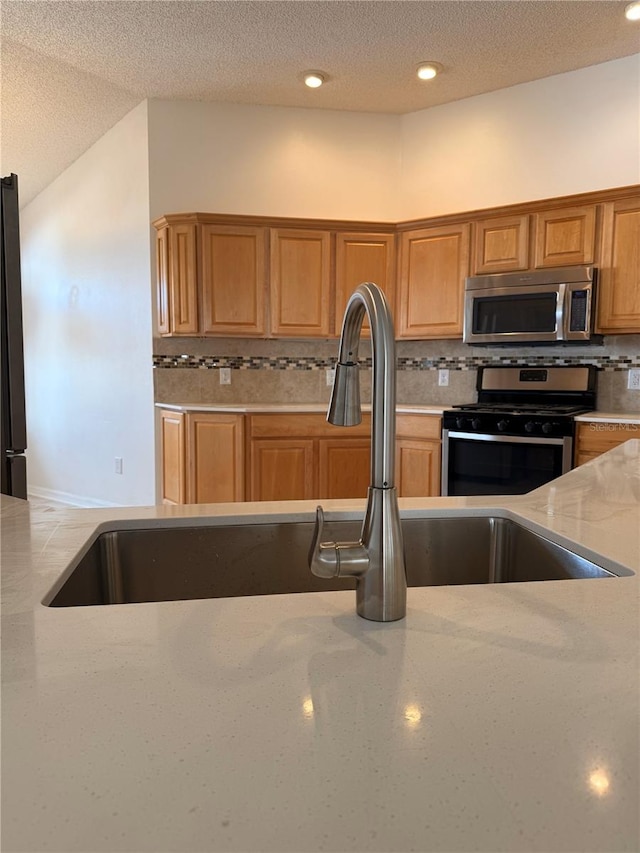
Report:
463,265,598,345
442,365,596,496
1,173,28,498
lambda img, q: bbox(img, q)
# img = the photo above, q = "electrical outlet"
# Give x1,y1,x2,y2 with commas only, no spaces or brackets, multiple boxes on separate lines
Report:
114,457,123,475
326,368,335,387
628,368,640,390
438,369,449,387
219,368,231,385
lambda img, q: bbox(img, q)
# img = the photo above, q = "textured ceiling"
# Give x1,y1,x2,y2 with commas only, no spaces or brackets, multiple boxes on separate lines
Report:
1,1,639,205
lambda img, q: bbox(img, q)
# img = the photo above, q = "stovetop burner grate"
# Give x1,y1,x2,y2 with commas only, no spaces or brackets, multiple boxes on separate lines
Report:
452,403,590,417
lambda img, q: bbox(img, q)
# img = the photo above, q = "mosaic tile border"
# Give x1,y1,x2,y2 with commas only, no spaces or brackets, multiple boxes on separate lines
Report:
153,354,640,372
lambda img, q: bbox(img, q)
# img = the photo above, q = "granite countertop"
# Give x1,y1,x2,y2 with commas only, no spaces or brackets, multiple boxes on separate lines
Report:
2,443,639,853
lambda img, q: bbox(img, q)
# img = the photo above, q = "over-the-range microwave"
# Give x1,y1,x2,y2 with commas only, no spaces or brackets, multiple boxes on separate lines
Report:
463,265,599,345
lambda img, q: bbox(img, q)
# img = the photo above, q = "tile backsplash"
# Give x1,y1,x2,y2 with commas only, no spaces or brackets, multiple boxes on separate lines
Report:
154,334,640,412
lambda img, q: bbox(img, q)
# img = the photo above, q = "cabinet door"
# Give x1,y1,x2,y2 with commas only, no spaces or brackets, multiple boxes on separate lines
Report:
200,225,266,336
533,206,596,268
160,410,186,505
472,215,529,274
597,197,640,333
318,438,371,499
334,233,396,335
396,439,441,497
574,422,638,464
270,229,332,337
156,226,171,334
250,439,316,501
398,224,470,339
187,413,244,503
169,223,199,334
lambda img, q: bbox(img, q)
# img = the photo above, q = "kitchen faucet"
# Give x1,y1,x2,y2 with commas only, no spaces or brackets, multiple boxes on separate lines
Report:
308,282,407,622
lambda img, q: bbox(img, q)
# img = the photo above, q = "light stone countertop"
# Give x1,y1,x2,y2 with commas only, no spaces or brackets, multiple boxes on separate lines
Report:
155,402,448,415
575,411,640,424
2,443,639,853
155,403,640,421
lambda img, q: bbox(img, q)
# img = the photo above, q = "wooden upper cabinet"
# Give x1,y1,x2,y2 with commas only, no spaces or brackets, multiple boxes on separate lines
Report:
168,222,199,334
398,224,470,339
597,197,640,333
200,225,266,336
533,205,596,268
334,232,396,335
156,226,171,334
472,215,529,274
270,228,332,337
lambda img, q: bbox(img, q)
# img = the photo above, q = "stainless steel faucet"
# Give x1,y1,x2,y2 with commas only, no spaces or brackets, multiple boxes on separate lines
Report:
308,282,407,622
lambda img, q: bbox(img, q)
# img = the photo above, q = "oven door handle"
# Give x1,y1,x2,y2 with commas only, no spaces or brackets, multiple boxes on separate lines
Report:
446,430,566,445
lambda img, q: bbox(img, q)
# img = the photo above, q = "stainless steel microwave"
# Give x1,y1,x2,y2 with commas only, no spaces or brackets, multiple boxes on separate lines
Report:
463,265,598,345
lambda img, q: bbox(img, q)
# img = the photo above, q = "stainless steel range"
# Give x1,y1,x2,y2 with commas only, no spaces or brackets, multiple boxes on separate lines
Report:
441,366,597,496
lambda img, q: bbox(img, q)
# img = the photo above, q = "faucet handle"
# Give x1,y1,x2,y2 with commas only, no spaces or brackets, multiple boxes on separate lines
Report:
309,506,369,580
308,506,338,578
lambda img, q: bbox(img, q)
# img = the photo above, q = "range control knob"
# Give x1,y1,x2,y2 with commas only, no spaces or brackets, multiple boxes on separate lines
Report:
497,419,509,432
471,418,482,430
455,417,468,430
524,421,536,433
541,422,553,435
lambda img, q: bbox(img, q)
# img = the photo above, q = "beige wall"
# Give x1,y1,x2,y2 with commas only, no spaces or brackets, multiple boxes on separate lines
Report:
399,54,640,219
148,100,402,221
148,54,640,224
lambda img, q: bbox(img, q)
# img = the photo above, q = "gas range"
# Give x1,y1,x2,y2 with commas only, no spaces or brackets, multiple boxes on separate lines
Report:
441,365,597,496
446,402,592,438
442,366,596,438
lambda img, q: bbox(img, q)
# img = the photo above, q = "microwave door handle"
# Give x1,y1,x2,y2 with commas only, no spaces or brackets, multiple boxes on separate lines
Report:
557,282,567,340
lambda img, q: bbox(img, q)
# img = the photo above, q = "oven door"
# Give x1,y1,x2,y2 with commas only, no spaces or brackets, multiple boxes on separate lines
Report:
441,430,573,496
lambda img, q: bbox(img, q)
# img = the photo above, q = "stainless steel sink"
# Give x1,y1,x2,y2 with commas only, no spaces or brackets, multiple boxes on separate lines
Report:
43,515,620,608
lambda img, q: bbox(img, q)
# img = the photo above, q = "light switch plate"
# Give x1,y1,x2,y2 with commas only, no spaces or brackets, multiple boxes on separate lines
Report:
438,369,449,387
220,368,231,385
326,368,335,387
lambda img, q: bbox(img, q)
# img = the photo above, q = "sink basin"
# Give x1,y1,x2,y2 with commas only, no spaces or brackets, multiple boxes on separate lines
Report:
43,514,621,608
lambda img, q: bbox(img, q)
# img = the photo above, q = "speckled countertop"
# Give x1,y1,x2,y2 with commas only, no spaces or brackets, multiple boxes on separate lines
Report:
2,443,639,853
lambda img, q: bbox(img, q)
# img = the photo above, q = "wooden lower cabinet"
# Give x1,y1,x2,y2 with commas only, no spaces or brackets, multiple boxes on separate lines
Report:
250,439,316,501
247,413,371,502
160,409,187,504
574,421,640,466
318,438,371,499
395,414,442,497
161,409,443,504
187,413,245,503
160,410,245,505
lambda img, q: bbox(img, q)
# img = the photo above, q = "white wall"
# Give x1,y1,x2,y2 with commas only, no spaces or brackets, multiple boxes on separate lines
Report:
399,54,640,219
20,101,155,506
147,100,401,221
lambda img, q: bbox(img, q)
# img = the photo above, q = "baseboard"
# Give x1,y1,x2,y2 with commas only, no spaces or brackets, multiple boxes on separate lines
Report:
28,485,122,509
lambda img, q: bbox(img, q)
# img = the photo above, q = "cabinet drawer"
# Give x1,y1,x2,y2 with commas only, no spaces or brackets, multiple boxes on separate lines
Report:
396,414,442,440
249,412,371,438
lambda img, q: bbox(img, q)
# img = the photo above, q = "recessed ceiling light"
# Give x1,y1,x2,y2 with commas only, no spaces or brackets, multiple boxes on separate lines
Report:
304,72,325,89
417,62,442,81
625,1,640,20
